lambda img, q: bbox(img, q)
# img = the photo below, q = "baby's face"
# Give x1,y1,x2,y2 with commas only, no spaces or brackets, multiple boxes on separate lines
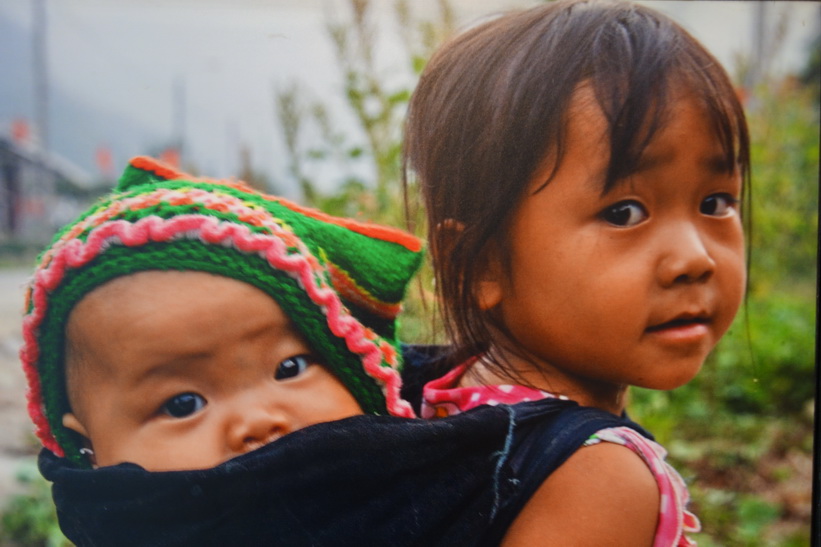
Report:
62,270,362,471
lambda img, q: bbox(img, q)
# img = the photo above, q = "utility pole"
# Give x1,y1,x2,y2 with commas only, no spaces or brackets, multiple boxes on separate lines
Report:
33,0,49,152
226,119,239,176
174,76,186,160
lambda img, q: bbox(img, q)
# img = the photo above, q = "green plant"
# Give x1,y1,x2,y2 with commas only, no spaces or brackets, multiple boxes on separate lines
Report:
0,461,71,547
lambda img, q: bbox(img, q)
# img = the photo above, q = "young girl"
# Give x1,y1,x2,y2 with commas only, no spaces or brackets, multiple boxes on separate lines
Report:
404,0,748,545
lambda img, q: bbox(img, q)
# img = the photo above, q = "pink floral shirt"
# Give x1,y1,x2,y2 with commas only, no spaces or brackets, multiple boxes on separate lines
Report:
422,363,701,547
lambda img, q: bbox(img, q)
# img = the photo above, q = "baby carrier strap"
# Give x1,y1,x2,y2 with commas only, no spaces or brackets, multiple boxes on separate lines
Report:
482,401,653,546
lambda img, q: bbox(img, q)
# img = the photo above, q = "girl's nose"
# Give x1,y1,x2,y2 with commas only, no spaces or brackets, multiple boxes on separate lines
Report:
225,402,289,455
657,223,716,287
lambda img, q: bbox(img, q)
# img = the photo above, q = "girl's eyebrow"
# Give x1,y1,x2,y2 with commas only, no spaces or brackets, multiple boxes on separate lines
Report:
702,154,735,174
632,150,734,176
633,152,670,173
601,150,736,197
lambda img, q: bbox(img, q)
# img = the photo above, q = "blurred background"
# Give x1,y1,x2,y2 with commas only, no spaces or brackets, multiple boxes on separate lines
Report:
0,1,818,545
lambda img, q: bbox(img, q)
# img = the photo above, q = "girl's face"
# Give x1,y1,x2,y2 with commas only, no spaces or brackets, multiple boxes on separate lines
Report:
62,271,362,471
479,86,745,410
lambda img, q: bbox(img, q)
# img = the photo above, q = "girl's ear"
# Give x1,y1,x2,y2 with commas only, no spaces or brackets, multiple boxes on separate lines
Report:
472,228,504,311
436,218,504,311
475,250,504,311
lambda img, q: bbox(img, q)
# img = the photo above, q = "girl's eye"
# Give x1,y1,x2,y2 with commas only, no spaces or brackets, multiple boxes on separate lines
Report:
275,355,313,380
700,193,738,216
161,393,206,418
599,200,648,227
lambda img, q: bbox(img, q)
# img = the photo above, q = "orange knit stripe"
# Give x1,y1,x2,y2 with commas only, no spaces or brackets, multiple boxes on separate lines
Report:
271,195,423,252
129,156,422,253
129,156,239,187
130,156,186,181
328,262,401,319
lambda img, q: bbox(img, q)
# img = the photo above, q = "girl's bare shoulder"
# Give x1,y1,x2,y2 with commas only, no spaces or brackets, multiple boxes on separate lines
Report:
501,440,659,546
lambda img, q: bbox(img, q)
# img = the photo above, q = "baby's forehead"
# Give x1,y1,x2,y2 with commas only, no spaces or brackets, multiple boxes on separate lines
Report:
65,271,291,360
64,271,304,382
72,270,268,313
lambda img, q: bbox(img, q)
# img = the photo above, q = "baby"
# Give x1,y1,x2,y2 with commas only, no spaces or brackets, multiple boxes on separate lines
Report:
22,155,423,471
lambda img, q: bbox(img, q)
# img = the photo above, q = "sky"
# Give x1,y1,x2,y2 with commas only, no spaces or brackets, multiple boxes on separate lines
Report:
1,0,818,198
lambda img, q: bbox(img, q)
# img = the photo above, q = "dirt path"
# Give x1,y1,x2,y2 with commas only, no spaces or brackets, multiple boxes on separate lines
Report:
0,267,39,503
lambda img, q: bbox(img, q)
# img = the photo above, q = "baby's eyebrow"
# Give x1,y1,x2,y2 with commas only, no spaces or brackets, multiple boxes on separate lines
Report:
126,351,212,387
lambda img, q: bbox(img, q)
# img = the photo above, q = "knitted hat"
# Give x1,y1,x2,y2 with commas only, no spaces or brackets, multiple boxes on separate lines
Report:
21,156,424,464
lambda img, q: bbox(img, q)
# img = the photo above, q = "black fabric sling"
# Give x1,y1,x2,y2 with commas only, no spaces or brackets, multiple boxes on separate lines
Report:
40,397,650,547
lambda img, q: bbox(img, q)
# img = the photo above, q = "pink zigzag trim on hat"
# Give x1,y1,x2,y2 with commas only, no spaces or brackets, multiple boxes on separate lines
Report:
51,188,288,250
22,214,414,455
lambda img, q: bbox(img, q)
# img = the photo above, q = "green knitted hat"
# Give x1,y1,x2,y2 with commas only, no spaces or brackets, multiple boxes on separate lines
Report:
21,156,424,465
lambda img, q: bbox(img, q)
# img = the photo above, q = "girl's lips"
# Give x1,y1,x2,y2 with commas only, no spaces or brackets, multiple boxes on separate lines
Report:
646,317,710,342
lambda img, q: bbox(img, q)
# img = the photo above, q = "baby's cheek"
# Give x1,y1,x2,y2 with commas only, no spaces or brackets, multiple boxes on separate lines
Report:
323,391,363,422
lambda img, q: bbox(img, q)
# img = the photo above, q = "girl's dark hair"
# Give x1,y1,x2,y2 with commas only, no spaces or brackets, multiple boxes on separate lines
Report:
403,0,750,370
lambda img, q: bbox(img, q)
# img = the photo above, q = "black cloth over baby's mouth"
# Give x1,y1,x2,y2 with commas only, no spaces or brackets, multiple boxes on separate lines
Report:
39,397,652,547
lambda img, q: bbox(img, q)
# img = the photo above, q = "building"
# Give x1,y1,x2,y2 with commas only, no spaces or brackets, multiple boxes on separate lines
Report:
0,135,94,247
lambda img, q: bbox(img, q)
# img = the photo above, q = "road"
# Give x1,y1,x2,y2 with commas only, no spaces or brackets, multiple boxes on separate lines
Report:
0,267,39,503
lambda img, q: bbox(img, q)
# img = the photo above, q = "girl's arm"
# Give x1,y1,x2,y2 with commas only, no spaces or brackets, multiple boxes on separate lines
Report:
501,441,660,546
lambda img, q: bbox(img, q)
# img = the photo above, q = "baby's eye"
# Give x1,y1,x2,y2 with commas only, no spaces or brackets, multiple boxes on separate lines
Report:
599,200,648,227
700,193,738,216
275,355,314,380
161,393,206,418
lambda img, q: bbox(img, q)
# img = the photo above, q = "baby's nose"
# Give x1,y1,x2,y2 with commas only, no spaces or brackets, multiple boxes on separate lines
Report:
226,403,288,454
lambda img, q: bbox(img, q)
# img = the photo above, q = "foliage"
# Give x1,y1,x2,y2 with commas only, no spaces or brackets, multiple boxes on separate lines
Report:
0,460,71,547
799,32,820,102
746,79,819,287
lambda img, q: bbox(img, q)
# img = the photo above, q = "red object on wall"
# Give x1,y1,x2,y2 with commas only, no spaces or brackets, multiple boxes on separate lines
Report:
11,119,31,143
96,146,114,178
159,148,180,169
